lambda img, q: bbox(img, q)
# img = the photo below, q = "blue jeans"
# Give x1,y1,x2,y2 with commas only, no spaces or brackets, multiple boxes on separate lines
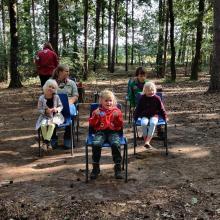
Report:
92,130,122,164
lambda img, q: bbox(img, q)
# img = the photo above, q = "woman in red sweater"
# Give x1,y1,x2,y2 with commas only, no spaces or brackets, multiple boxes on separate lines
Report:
35,42,58,87
89,89,123,180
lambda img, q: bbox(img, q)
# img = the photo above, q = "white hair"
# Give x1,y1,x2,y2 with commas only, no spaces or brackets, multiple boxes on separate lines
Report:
43,79,58,93
142,81,157,95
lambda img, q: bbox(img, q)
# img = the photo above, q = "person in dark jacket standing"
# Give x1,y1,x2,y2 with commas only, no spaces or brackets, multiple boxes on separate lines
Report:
134,81,167,149
35,42,59,87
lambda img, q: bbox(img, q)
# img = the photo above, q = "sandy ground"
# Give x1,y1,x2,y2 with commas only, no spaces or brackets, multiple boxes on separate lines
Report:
0,72,220,219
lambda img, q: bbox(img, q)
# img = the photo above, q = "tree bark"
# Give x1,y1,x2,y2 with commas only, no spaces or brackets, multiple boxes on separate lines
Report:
168,0,176,81
208,0,220,92
110,0,119,73
156,0,165,78
131,0,134,65
49,0,58,54
190,0,205,80
83,0,89,80
93,0,102,72
162,0,169,77
125,0,128,72
107,0,112,71
31,0,38,52
8,0,22,88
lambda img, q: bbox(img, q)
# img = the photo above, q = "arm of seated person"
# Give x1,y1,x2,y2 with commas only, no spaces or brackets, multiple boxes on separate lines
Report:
68,95,78,104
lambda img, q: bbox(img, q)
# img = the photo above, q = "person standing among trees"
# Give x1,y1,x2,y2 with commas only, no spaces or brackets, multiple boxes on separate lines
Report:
35,42,59,87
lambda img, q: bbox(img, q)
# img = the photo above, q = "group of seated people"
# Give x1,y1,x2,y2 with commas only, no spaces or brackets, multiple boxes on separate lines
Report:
35,66,167,180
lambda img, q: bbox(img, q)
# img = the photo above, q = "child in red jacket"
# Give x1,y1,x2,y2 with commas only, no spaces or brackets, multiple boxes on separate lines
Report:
89,89,123,180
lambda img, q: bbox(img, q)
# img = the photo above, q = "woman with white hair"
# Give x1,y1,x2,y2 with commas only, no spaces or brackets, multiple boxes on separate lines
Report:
35,79,64,150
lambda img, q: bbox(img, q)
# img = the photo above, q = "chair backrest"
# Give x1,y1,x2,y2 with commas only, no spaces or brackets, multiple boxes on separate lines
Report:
127,78,133,95
89,103,123,135
58,93,71,119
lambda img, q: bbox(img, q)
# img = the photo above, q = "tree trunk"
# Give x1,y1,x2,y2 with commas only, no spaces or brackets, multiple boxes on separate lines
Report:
44,0,48,42
23,0,33,66
83,0,89,80
49,0,58,54
168,0,176,81
93,0,102,72
110,0,119,73
131,0,134,65
1,0,8,81
125,0,128,72
190,0,205,80
162,0,169,77
107,0,112,71
101,1,105,64
8,0,22,88
208,0,220,92
156,0,165,78
31,0,38,52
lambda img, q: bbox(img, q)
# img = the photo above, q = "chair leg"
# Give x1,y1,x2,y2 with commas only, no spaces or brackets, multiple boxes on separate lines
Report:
85,144,89,183
38,129,42,157
124,100,127,120
125,143,128,183
133,123,137,155
70,123,74,156
164,123,168,155
72,119,76,148
122,145,125,170
77,114,79,142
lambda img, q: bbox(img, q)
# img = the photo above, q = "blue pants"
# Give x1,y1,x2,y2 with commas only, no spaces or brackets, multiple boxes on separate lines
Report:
92,130,122,164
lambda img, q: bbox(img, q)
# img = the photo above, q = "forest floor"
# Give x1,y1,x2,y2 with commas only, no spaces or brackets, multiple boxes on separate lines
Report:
0,68,220,220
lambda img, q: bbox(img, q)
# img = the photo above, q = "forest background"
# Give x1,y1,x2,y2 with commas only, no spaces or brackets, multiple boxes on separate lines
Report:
0,0,220,91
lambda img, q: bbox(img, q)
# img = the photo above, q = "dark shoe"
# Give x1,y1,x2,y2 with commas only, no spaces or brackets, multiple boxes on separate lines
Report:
114,164,123,179
90,164,100,180
51,138,58,149
64,138,72,149
144,143,153,149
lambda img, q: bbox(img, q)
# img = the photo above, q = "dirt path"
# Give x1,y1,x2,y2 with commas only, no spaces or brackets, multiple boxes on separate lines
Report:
0,74,220,219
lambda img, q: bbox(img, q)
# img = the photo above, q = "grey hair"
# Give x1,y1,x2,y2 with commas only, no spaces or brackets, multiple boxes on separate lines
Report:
43,79,58,93
142,81,157,94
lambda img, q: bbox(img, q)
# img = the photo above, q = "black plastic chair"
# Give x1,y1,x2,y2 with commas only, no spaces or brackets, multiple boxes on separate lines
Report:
133,92,168,155
85,103,128,183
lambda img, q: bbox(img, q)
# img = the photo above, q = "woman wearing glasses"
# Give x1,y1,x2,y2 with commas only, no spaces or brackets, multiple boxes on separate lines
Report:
52,64,79,149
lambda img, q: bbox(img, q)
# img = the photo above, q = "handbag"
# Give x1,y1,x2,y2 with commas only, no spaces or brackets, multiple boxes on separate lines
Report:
52,112,64,125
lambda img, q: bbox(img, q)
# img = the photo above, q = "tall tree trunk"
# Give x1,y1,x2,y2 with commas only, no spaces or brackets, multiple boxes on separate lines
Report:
208,0,220,92
131,0,134,65
162,0,169,77
44,0,48,42
8,0,22,88
23,1,33,66
125,0,128,72
49,0,58,54
107,0,112,71
168,0,176,81
83,0,88,80
110,0,119,73
190,0,205,80
156,0,165,78
177,30,183,63
1,0,8,81
93,0,102,72
101,0,105,64
31,0,38,52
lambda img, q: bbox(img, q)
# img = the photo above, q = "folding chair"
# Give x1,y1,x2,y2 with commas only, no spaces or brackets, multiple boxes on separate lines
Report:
133,92,168,155
37,93,75,157
124,78,133,122
85,103,128,183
